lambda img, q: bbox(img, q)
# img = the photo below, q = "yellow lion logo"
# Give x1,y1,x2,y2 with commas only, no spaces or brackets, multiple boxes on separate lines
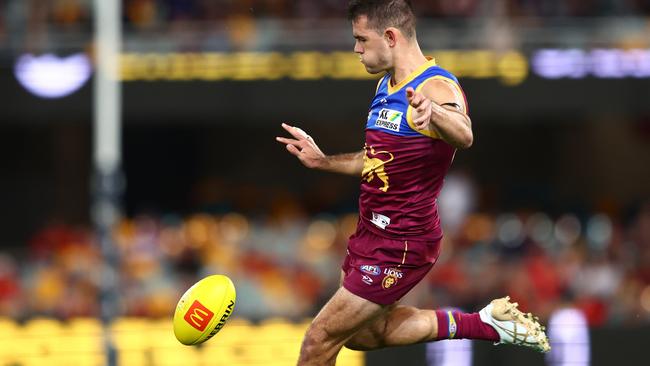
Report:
362,145,394,192
382,275,397,289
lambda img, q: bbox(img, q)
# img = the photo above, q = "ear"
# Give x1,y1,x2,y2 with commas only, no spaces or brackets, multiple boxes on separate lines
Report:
384,28,398,47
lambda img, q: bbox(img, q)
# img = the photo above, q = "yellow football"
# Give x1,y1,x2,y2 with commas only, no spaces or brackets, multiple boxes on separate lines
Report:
173,274,236,345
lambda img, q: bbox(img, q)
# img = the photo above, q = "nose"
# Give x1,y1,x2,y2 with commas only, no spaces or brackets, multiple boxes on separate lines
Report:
354,42,363,54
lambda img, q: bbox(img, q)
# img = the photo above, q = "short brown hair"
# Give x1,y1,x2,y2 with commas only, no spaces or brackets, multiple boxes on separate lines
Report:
348,0,416,39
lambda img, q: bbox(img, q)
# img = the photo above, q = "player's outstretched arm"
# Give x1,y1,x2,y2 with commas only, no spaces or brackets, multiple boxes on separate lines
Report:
406,80,473,149
276,123,364,176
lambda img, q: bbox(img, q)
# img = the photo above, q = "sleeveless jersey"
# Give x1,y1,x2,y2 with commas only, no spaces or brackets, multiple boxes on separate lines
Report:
359,58,465,241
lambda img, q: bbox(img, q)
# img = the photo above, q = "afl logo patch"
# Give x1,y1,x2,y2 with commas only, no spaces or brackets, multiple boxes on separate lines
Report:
360,265,381,276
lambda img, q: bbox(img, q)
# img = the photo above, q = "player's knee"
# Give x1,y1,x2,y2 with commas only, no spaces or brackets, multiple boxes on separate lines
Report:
343,324,386,351
344,337,378,351
300,324,332,359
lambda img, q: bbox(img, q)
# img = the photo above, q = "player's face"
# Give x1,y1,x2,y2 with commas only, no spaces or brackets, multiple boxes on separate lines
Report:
352,16,391,74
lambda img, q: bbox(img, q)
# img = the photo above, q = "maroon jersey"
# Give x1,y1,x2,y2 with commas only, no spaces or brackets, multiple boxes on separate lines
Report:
358,59,463,241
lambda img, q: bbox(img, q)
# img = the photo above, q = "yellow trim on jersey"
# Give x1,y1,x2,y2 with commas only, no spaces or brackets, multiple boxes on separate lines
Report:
406,75,465,139
375,74,387,93
386,58,436,95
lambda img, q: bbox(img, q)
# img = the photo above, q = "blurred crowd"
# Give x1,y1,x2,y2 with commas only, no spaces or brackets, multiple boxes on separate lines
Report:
1,0,649,54
1,196,649,327
2,0,650,32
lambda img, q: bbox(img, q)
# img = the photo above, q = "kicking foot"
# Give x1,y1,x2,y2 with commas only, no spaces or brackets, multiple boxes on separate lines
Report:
479,296,551,353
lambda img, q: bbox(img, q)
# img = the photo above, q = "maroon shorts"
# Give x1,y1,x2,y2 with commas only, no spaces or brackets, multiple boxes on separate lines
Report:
342,222,442,305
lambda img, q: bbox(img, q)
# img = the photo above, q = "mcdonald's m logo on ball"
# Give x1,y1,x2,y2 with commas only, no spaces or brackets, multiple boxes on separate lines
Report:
184,300,215,331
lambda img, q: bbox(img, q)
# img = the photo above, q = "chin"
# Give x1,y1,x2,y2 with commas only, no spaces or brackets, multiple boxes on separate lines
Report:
364,65,383,74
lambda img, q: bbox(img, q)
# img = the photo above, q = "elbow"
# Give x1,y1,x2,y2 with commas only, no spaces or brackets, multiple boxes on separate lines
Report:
454,116,473,149
456,130,473,149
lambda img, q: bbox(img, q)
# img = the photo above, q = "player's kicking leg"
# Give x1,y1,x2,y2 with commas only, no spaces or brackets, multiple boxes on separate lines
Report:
345,296,550,353
298,285,473,365
297,286,549,366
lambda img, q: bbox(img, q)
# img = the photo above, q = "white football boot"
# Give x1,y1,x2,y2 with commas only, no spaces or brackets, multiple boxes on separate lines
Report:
479,296,551,353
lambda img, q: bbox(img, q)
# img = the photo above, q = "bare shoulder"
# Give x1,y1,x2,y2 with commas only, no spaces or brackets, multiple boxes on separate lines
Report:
419,79,466,112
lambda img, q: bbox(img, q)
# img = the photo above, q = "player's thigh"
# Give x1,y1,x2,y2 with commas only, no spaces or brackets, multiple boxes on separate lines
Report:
306,286,388,347
335,269,388,349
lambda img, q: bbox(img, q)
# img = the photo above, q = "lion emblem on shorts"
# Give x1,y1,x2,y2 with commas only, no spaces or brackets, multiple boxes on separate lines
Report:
382,275,397,289
362,144,394,193
381,268,403,289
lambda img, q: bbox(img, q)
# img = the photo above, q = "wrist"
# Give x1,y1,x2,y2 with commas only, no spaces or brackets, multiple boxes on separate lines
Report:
317,155,332,171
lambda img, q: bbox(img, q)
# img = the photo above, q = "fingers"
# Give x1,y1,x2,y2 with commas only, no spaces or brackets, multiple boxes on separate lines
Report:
275,136,301,145
276,136,306,155
407,87,435,130
285,143,301,156
412,115,429,130
282,122,310,140
412,113,424,128
277,123,312,155
413,101,432,129
411,96,432,130
415,102,429,114
406,87,426,108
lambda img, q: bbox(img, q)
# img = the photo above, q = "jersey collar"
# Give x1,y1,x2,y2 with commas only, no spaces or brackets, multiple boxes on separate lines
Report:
387,57,436,95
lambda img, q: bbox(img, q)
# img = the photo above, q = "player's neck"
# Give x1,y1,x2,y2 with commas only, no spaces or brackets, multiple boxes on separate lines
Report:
389,45,428,87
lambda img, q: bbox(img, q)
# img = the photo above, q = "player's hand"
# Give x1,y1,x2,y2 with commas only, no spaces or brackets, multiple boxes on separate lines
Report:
276,123,327,169
406,86,433,130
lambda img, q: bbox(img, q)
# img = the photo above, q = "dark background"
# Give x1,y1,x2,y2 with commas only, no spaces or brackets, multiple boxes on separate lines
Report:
2,69,649,249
